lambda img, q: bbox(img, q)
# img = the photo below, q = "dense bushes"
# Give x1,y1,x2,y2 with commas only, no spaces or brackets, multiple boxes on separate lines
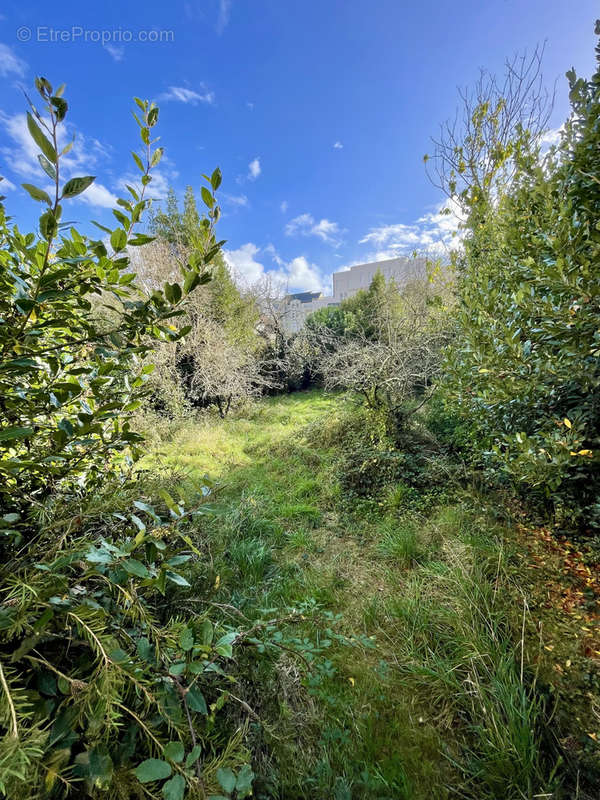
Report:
131,216,269,418
0,79,265,799
0,87,214,534
433,25,600,530
303,266,453,435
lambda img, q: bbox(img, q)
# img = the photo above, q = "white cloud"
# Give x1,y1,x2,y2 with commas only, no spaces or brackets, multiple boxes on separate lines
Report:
540,125,564,152
247,157,261,181
359,197,465,259
104,43,124,62
224,242,328,293
222,192,248,207
0,176,16,191
118,168,172,201
0,44,26,78
333,141,343,149
284,256,326,292
311,218,340,242
264,242,285,266
280,200,288,213
216,0,232,33
246,101,254,111
223,243,266,285
285,212,342,246
78,182,118,208
0,111,110,198
159,86,215,105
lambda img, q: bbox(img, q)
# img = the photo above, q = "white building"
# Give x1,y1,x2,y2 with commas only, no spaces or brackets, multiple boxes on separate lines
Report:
280,256,426,333
279,291,339,334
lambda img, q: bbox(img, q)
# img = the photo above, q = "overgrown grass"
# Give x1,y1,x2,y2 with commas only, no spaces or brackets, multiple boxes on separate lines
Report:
144,390,572,799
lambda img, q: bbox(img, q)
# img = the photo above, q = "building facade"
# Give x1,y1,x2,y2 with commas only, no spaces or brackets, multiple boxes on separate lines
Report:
280,256,426,333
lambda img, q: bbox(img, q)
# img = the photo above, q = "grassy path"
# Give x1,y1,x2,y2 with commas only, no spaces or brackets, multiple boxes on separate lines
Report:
152,390,559,800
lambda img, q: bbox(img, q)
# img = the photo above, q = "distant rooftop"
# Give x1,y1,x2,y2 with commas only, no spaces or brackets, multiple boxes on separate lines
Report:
285,291,323,304
335,256,423,275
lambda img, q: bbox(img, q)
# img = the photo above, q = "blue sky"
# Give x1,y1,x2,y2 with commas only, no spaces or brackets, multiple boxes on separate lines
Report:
0,1,598,293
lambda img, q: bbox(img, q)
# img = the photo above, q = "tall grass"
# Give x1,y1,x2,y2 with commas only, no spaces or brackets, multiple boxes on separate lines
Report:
146,391,567,799
391,508,559,799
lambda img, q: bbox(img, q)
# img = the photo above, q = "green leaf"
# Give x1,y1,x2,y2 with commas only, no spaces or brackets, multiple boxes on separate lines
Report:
122,558,149,578
22,183,52,204
235,764,255,798
51,96,68,121
183,270,201,294
185,745,201,769
88,747,113,783
0,426,34,442
132,151,145,172
26,112,57,163
111,229,128,252
130,514,146,532
199,618,213,646
179,626,194,652
134,758,172,783
217,767,236,794
163,742,185,764
62,176,96,199
151,147,164,167
137,637,152,661
186,686,207,714
162,774,185,800
110,648,129,663
164,282,182,304
210,167,222,191
165,570,190,587
39,210,58,241
147,107,159,127
201,186,214,208
129,233,155,246
166,555,191,567
215,631,237,650
92,220,113,234
35,77,53,95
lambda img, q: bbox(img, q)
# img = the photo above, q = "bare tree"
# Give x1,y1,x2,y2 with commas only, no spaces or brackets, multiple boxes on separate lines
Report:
319,271,454,424
181,315,277,417
427,47,553,202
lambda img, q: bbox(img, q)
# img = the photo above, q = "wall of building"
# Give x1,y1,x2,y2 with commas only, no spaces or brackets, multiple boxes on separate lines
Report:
282,295,339,334
280,256,427,333
333,256,427,300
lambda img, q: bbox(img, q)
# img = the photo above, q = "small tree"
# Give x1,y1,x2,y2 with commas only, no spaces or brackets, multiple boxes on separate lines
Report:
0,79,221,542
318,269,453,430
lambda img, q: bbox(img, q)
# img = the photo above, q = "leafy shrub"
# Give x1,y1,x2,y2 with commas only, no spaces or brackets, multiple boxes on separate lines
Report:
0,493,251,799
0,78,269,799
0,79,220,545
435,25,600,530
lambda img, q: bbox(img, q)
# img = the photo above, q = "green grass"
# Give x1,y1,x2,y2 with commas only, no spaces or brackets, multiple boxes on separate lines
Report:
146,390,563,799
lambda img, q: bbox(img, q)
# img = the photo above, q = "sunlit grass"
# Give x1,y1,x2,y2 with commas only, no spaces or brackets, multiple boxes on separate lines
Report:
145,389,559,799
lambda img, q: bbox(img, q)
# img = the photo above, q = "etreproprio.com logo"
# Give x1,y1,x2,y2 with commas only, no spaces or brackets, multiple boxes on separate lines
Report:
16,26,174,44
